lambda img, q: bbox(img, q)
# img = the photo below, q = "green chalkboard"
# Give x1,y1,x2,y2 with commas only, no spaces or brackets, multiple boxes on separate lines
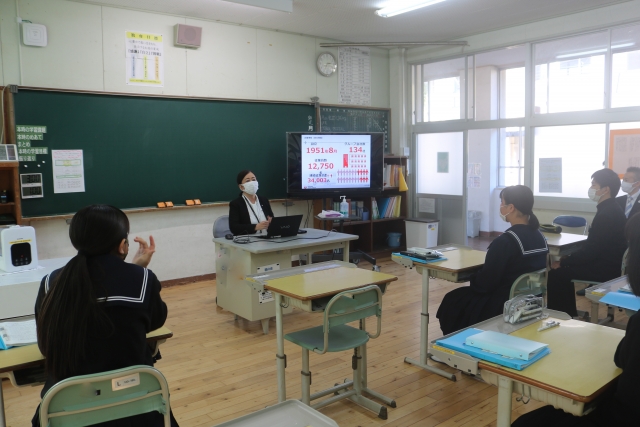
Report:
318,105,391,154
13,89,316,217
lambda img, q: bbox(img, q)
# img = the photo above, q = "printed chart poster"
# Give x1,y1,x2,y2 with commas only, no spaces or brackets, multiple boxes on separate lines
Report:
338,47,371,106
125,31,164,87
52,150,85,194
301,134,371,190
539,158,562,193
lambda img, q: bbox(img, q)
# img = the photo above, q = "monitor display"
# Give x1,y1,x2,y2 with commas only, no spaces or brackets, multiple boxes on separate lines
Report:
287,132,384,197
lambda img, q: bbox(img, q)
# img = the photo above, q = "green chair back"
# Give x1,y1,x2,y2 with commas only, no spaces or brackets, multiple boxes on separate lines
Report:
509,269,547,299
40,365,170,427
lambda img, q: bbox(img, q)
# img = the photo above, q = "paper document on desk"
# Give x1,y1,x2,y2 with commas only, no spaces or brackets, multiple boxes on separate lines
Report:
0,319,37,350
619,284,633,294
465,330,548,361
600,291,640,311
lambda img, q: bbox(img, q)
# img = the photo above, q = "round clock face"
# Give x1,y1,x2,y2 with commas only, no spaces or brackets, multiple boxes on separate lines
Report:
317,52,337,77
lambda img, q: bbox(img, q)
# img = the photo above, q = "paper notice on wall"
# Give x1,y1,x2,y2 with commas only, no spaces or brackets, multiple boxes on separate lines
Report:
419,197,436,213
125,31,164,87
52,150,85,193
467,176,481,188
539,158,562,193
338,47,371,106
610,132,640,175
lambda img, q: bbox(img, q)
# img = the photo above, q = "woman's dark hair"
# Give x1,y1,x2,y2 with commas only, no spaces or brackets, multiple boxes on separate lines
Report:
625,213,640,296
37,205,129,380
499,185,540,230
236,170,253,185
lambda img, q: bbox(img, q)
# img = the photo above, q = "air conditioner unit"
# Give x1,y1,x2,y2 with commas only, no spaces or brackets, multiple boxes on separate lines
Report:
174,24,202,48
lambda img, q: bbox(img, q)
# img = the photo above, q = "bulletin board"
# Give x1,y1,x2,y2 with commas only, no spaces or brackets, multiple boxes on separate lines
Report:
608,128,640,178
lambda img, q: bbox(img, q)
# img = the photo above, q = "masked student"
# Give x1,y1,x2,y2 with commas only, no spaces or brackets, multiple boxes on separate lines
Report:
512,212,640,427
437,185,548,336
32,205,179,426
616,166,640,220
547,168,627,317
228,169,274,236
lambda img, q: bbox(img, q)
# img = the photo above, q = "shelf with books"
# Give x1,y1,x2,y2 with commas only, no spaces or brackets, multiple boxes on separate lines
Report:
372,216,406,223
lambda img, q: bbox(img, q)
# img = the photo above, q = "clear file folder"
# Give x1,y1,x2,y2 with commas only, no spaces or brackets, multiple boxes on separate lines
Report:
601,291,640,311
464,330,548,361
434,328,551,371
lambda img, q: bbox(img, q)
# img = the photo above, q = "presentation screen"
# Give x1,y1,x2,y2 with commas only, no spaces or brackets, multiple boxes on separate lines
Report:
287,132,384,197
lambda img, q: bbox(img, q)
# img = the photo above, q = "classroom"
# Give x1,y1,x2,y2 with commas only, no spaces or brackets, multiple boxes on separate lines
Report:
1,0,640,426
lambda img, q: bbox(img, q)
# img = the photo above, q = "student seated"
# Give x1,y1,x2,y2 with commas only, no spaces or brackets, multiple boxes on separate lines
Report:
547,168,627,317
32,205,179,427
437,185,548,336
228,169,274,236
512,213,640,427
616,166,640,220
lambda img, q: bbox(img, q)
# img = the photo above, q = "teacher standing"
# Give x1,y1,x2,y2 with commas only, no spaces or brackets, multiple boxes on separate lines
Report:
229,170,274,236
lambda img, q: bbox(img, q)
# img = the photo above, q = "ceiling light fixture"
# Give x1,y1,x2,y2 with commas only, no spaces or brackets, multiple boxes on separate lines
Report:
222,0,292,13
375,0,446,18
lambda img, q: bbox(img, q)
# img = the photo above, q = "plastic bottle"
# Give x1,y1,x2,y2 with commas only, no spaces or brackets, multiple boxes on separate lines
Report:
339,196,349,217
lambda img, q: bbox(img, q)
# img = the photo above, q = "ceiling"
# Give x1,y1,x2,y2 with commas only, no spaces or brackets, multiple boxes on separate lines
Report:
76,0,633,43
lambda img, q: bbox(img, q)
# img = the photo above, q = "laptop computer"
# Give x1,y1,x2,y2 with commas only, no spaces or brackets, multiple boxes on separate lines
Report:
257,215,303,239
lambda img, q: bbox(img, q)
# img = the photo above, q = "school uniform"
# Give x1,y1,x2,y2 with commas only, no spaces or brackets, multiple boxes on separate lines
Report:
512,310,640,427
616,191,640,220
437,224,548,336
547,198,627,317
228,194,274,235
31,254,178,427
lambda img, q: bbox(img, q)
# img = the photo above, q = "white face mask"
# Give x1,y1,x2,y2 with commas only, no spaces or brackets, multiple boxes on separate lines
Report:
242,180,259,196
621,180,637,194
499,206,510,222
588,187,601,202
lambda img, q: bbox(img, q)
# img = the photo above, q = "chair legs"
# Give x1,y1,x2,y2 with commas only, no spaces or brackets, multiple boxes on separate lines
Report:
301,348,311,405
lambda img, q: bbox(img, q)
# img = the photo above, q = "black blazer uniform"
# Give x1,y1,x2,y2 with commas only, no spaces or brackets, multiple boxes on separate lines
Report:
228,194,274,235
32,254,173,426
616,194,640,220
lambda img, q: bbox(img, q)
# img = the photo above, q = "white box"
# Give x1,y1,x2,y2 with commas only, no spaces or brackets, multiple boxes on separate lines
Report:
405,219,439,249
0,226,38,272
22,22,47,47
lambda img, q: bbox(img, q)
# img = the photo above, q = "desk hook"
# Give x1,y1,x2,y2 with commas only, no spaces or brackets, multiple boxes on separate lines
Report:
516,386,531,404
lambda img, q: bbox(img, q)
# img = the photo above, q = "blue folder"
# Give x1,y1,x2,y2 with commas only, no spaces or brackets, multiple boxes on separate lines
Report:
600,291,640,311
434,328,551,370
392,253,447,264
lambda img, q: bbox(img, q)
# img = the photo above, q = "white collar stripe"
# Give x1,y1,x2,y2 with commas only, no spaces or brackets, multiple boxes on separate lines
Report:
506,230,548,255
46,269,149,304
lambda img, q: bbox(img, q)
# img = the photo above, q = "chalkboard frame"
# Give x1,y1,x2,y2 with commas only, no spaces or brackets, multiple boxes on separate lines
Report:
317,104,392,155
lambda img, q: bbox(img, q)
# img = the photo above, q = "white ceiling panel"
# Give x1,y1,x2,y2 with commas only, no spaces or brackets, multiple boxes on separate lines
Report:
74,0,632,42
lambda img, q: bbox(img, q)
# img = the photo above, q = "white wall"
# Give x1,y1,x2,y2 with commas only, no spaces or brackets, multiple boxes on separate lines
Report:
0,0,390,280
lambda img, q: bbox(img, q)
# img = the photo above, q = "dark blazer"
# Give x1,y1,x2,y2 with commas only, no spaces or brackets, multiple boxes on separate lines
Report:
561,198,627,275
616,194,640,220
228,194,274,235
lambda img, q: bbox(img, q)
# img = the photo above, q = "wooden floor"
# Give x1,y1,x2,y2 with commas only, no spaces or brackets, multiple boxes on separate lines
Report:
2,258,627,427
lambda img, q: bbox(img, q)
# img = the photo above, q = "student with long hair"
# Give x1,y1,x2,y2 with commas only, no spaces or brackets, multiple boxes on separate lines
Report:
512,212,640,427
437,185,548,335
32,204,178,426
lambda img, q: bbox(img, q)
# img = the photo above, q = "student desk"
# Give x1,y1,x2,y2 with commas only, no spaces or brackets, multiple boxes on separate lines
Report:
542,232,588,269
213,228,358,334
430,311,624,427
0,325,173,427
391,244,486,380
586,276,637,327
245,261,397,405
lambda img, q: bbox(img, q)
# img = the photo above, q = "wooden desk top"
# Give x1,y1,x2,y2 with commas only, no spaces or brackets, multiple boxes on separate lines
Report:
542,232,588,248
421,246,486,273
0,326,173,374
264,267,397,301
478,318,623,402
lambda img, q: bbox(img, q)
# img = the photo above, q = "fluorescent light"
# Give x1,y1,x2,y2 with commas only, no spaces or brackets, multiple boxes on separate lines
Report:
376,0,446,18
556,43,635,59
222,0,292,13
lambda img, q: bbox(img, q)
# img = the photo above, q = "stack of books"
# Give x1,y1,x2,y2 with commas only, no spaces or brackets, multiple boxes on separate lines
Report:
372,196,402,219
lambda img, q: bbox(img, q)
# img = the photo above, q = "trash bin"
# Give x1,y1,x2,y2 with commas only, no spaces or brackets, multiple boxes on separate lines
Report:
467,210,482,238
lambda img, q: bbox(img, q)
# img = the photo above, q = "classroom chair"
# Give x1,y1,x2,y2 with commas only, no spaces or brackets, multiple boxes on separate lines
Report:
39,365,171,427
213,215,231,238
284,285,395,420
509,268,546,299
552,215,588,235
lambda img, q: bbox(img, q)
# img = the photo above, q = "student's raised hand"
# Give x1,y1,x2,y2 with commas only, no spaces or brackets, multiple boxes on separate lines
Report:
131,235,156,268
550,261,561,270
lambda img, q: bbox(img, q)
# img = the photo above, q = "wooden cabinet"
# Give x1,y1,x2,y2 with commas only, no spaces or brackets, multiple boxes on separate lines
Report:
313,156,408,258
0,161,21,225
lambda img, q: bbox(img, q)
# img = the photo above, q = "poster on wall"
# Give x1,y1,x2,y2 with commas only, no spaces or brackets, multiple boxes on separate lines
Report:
125,31,164,87
608,129,640,177
52,150,85,193
437,152,449,173
539,158,562,193
338,47,371,106
467,163,481,188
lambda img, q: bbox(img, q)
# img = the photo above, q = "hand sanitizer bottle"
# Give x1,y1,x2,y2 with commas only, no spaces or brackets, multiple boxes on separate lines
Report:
340,196,349,217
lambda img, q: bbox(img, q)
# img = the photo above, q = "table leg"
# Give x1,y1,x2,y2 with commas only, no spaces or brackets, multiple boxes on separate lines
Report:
343,241,350,262
404,268,457,381
0,378,6,427
275,293,286,403
496,376,513,427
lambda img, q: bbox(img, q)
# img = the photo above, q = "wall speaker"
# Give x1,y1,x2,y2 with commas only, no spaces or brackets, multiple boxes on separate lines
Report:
174,24,202,48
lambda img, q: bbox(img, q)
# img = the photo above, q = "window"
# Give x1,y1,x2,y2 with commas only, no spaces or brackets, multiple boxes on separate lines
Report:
533,124,606,198
413,57,466,122
499,127,525,187
535,32,608,114
611,24,640,108
500,68,525,118
425,77,460,122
